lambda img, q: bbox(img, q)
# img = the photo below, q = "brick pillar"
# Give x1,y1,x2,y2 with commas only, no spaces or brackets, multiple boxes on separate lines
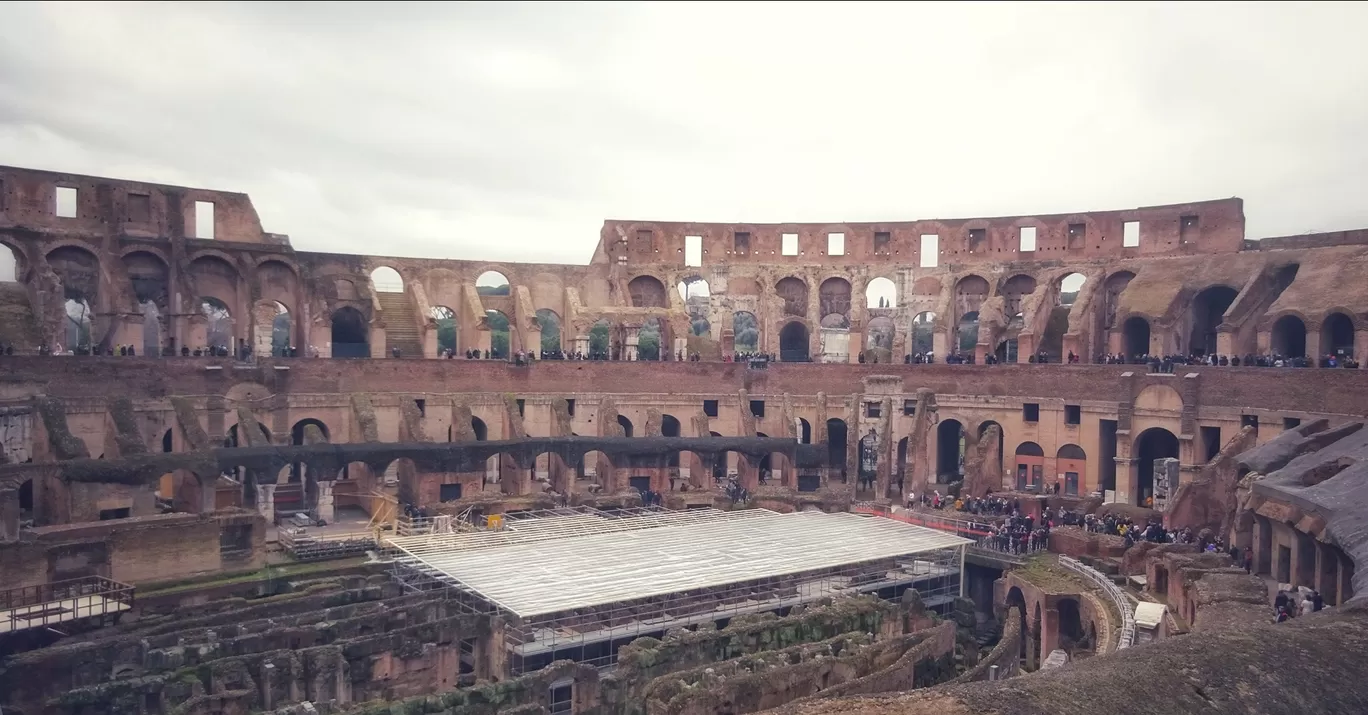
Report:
0,487,18,542
257,483,276,523
316,481,335,522
200,475,218,513
1040,607,1060,660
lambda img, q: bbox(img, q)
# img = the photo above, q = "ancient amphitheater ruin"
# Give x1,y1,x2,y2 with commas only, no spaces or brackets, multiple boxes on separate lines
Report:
1,164,1366,714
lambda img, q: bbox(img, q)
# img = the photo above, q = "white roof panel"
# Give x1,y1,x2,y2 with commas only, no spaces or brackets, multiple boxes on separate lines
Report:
387,508,970,618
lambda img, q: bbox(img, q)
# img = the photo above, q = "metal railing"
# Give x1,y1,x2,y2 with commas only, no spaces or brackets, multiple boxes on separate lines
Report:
852,505,1042,558
0,576,135,634
1059,555,1135,649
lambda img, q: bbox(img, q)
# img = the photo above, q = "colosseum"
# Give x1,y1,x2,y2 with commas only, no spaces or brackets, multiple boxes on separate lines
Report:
1,164,1366,715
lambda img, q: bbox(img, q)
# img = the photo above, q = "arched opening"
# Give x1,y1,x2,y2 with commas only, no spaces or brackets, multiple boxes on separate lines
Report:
627,275,668,308
18,478,33,522
617,414,634,438
864,316,895,355
662,414,681,468
779,321,810,362
1123,316,1150,357
271,301,291,356
638,317,663,360
224,422,272,448
826,418,848,481
936,419,964,482
536,308,561,355
1188,286,1238,357
776,277,809,318
910,312,936,355
1057,598,1085,653
431,306,457,354
818,277,852,328
476,271,510,296
471,416,488,441
1102,271,1135,330
977,420,1005,480
1271,315,1307,358
733,311,759,353
798,417,811,444
1014,441,1045,491
64,297,93,353
1056,444,1087,496
124,251,169,356
896,436,909,488
1323,312,1356,358
678,277,711,338
865,276,897,309
957,311,980,354
1032,603,1043,668
1005,586,1028,658
589,318,612,359
1001,274,1037,326
369,266,404,293
162,429,173,453
330,306,369,358
290,418,330,482
1135,427,1180,506
577,450,612,487
200,297,233,353
1058,273,1087,307
0,243,19,282
485,310,511,358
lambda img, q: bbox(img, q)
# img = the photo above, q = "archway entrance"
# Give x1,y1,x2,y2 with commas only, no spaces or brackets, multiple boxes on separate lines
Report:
1271,315,1307,358
826,418,847,482
1134,427,1179,507
1188,286,1237,357
1323,313,1355,359
1123,316,1150,357
330,306,369,358
780,321,809,362
936,419,964,483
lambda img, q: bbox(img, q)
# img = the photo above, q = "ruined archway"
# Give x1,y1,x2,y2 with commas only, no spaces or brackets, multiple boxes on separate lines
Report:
589,318,613,359
733,311,759,352
1188,286,1238,357
1102,271,1135,330
1123,316,1150,357
977,420,1005,480
0,242,20,282
330,306,369,358
937,419,964,482
818,278,852,328
865,276,897,309
267,301,292,356
200,297,233,352
431,305,457,354
1005,586,1028,658
910,311,936,355
1001,274,1037,326
661,414,681,468
617,414,634,438
1323,312,1355,358
290,418,330,485
776,277,809,318
485,309,511,358
798,418,812,445
957,311,980,354
1271,315,1307,358
536,308,562,355
124,251,169,355
1057,273,1086,307
627,275,668,308
1135,427,1179,506
865,316,895,354
369,266,403,293
779,321,810,362
1057,597,1085,652
953,275,990,343
476,271,510,296
638,317,664,360
64,296,93,352
826,418,848,481
678,277,711,338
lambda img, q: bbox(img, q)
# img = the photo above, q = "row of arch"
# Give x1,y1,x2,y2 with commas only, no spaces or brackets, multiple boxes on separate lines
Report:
1119,310,1356,359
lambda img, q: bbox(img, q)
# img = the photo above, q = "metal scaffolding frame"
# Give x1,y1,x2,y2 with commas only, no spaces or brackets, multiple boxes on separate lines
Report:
386,507,970,675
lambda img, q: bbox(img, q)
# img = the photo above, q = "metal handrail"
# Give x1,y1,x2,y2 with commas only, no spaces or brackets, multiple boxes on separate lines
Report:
1059,555,1135,649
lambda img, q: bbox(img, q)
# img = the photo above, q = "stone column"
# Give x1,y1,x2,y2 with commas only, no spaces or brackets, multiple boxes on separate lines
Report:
625,327,640,361
200,476,218,513
574,335,589,356
1040,607,1060,661
257,483,277,523
316,481,335,522
0,487,18,542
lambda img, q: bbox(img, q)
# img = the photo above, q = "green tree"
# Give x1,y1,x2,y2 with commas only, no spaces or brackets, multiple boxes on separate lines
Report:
589,324,609,356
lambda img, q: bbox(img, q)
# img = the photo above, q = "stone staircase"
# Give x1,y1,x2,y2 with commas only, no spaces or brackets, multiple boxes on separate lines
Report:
375,291,424,358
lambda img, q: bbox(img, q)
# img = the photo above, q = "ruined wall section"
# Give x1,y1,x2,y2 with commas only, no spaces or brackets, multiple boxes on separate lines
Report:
105,396,148,458
35,396,89,460
171,396,210,450
397,397,430,443
349,394,380,443
1166,425,1258,534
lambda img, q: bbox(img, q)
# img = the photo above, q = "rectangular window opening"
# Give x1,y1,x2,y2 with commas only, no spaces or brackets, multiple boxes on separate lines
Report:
1065,405,1081,425
684,235,703,267
55,186,78,218
127,193,151,223
703,400,719,418
750,400,765,418
734,232,750,255
920,234,939,268
1180,215,1199,243
194,200,216,238
99,507,131,521
903,399,917,416
1241,414,1259,437
827,232,845,256
968,228,986,248
1201,426,1222,462
566,398,576,416
1019,226,1037,252
865,402,881,418
1023,403,1040,422
781,233,799,256
1283,417,1301,431
1068,223,1086,247
1122,220,1140,248
516,398,526,416
874,231,890,253
439,483,463,502
414,398,426,417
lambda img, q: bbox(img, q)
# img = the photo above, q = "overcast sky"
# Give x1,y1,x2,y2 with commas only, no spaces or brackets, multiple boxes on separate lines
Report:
1,1,1367,267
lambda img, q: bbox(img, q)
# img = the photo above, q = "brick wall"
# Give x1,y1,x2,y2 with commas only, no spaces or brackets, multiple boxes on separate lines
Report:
6,358,1368,416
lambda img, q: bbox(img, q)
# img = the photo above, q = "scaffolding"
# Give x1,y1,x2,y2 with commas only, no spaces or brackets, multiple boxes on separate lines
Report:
385,507,970,675
0,576,134,636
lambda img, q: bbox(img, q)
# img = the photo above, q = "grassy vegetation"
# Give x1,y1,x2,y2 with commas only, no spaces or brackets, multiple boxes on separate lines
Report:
1015,554,1092,594
138,557,369,596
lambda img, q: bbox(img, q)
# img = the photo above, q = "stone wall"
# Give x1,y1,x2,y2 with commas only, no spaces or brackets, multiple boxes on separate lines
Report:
950,606,1022,683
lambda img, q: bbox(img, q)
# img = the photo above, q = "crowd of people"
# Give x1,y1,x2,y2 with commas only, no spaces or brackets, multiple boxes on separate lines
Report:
1275,586,1325,622
1097,352,1359,370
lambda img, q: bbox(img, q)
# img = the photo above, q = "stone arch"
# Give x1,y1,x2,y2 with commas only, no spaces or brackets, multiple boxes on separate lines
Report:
775,276,809,318
826,418,848,480
732,311,760,352
1323,311,1356,358
661,413,682,468
1272,314,1308,358
957,311,980,354
1102,271,1136,330
484,309,511,358
1014,441,1045,491
589,317,614,359
224,421,272,448
330,306,369,358
617,414,634,438
977,420,1005,478
200,296,233,352
1123,316,1151,356
1057,597,1085,652
266,300,292,356
536,308,562,355
1000,274,1038,323
798,417,812,445
0,239,26,282
369,266,404,293
779,320,810,362
577,449,614,490
188,253,240,309
1134,427,1180,506
1005,586,1028,658
638,316,665,360
627,275,668,308
818,277,852,328
937,419,964,482
865,315,895,353
431,305,457,354
47,245,101,303
122,250,169,347
954,275,990,318
910,311,936,355
1188,285,1239,356
1135,384,1184,412
1057,444,1087,496
865,276,897,309
1057,272,1087,307
476,270,511,296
